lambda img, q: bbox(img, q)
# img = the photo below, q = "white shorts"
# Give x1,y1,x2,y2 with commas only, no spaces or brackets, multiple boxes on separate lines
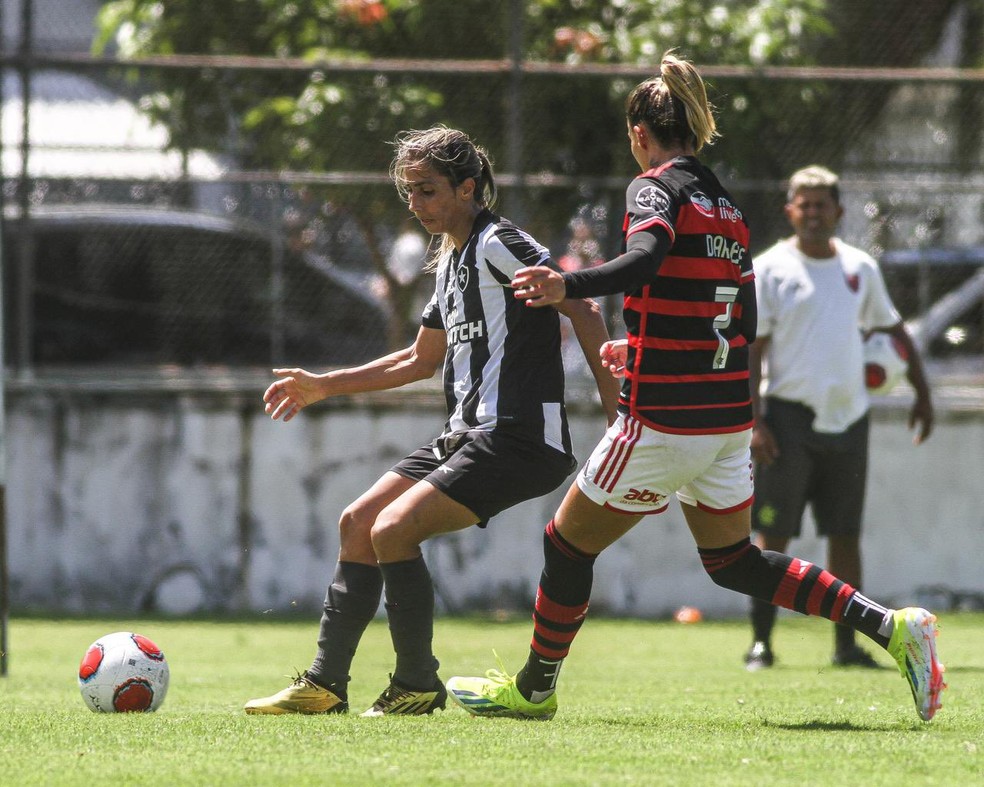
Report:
576,413,755,515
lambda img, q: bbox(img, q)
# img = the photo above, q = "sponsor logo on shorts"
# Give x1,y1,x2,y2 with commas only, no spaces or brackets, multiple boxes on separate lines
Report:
621,487,667,506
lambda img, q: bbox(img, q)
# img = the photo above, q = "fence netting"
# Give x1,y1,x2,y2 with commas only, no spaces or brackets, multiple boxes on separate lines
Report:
2,0,983,374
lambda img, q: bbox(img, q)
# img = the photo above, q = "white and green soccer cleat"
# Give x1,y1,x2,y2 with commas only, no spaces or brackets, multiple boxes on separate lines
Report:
447,669,557,720
887,607,946,721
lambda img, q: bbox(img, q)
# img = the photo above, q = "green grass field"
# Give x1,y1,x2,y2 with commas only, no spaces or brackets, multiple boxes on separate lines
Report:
0,612,979,786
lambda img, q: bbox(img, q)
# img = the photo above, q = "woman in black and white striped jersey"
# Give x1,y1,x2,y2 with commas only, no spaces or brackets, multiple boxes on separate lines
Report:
245,125,620,718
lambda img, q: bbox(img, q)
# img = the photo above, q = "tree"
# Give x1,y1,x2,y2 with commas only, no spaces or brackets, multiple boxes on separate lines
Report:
95,0,964,345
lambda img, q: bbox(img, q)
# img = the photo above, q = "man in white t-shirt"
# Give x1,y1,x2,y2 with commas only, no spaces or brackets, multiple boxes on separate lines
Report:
744,165,934,671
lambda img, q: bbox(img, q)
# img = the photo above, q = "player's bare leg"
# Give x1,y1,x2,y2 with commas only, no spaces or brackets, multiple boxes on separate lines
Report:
550,483,645,554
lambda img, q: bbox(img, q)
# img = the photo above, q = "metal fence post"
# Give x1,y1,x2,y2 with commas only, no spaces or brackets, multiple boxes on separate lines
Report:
504,0,525,225
15,0,34,378
0,0,12,678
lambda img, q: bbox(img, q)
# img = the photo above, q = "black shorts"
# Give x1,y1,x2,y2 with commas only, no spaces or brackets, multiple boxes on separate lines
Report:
391,429,577,527
752,397,869,539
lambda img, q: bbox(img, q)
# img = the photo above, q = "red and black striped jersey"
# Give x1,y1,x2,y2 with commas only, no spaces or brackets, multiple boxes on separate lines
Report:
619,157,755,434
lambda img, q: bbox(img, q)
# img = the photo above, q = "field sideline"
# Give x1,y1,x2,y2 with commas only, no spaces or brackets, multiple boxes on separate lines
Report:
0,613,980,786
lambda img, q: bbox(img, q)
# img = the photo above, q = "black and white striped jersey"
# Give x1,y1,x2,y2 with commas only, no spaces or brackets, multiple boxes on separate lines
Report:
421,209,573,456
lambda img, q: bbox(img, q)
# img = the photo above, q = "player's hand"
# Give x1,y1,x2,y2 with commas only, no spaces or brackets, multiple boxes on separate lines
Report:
511,266,566,307
751,422,779,466
909,394,934,445
600,339,628,378
263,368,324,422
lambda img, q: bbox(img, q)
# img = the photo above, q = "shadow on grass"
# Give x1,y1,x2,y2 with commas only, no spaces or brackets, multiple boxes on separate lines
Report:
760,719,911,732
586,716,915,733
814,664,891,674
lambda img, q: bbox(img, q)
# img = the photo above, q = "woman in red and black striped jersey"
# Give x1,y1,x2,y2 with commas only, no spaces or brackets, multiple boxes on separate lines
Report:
447,53,944,723
244,126,620,717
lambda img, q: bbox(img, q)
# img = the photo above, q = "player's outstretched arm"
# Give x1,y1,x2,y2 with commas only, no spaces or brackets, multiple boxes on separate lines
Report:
515,230,670,306
556,298,621,425
263,326,446,422
511,266,566,307
263,368,330,422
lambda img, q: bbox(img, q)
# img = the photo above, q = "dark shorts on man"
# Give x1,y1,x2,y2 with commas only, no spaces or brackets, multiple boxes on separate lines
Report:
752,397,869,539
392,428,577,527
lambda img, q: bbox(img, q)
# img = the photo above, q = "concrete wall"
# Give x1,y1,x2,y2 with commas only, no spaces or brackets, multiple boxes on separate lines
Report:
6,380,984,618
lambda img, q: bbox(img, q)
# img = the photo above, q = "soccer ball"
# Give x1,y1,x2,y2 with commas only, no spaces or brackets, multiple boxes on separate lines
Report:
78,631,170,713
863,332,909,395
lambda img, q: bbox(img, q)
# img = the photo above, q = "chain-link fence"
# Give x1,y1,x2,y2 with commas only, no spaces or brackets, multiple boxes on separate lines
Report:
2,0,983,375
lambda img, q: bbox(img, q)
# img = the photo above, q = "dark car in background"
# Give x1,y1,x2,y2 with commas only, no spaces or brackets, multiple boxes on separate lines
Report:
880,246,984,363
2,205,387,369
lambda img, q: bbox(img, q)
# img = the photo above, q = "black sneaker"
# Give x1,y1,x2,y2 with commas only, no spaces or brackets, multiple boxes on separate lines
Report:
361,676,447,716
744,641,775,672
832,645,881,668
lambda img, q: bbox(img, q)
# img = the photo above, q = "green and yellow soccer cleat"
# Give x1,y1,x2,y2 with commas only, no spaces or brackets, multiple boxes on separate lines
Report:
887,607,946,721
244,672,348,715
361,677,447,716
447,669,557,720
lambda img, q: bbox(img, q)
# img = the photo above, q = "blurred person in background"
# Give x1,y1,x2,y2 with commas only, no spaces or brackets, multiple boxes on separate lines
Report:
557,215,605,273
558,215,608,380
743,165,934,671
245,125,619,717
446,53,945,724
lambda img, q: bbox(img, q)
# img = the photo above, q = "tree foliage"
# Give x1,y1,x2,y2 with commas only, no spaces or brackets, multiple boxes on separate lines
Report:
95,0,830,174
95,0,966,179
94,0,963,345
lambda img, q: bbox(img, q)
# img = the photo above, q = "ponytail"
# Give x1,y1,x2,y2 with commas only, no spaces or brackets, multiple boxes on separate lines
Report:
626,51,719,152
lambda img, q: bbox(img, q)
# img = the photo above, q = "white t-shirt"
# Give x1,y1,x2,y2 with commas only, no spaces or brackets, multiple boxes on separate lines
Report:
755,238,900,433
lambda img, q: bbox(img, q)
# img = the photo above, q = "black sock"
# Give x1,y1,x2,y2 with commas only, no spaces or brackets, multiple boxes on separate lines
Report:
379,556,440,690
839,591,892,649
517,520,596,699
750,596,777,646
700,539,892,650
309,561,383,699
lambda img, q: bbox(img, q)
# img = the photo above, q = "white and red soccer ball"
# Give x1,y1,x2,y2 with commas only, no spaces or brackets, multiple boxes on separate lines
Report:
78,631,170,713
863,332,909,395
